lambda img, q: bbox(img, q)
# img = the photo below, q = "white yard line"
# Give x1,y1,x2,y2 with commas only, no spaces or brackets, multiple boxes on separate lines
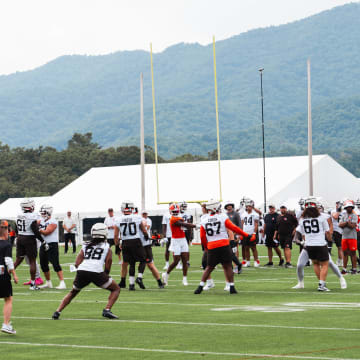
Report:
9,316,360,332
0,341,357,360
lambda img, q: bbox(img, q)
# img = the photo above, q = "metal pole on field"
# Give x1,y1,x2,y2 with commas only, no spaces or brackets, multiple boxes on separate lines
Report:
140,72,145,211
307,59,314,196
259,68,267,213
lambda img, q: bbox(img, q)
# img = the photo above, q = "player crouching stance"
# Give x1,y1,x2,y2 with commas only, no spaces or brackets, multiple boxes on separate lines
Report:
194,199,250,295
52,223,120,320
297,198,332,291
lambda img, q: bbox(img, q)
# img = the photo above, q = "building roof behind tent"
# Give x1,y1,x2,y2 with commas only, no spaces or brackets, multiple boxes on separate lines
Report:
49,155,326,217
0,196,51,220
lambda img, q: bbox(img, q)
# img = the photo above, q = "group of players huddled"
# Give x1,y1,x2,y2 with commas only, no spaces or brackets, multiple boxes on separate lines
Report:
1,196,360,333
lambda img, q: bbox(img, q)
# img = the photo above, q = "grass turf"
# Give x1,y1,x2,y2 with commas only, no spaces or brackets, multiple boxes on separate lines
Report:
2,245,360,360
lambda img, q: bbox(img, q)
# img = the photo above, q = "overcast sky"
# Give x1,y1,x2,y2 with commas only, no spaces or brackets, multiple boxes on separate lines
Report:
0,0,355,75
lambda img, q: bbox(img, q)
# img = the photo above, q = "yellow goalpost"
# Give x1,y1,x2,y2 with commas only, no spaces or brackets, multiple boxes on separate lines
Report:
149,37,222,205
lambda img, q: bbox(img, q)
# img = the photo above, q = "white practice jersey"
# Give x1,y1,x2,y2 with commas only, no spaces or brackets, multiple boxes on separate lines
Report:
16,212,40,236
116,214,143,241
298,215,329,246
241,211,259,234
78,242,110,273
39,217,58,243
331,209,344,234
200,213,229,243
162,212,172,238
140,217,152,247
296,209,303,220
104,215,116,239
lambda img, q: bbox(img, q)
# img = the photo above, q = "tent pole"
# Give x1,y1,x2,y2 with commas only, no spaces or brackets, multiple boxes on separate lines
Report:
140,72,145,211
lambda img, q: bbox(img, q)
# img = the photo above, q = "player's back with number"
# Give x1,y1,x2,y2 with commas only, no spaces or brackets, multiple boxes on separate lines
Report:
16,212,39,235
200,213,229,249
116,214,142,240
78,242,110,273
299,215,329,246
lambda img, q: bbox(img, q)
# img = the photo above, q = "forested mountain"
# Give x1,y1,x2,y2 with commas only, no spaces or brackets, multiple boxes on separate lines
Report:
0,3,359,161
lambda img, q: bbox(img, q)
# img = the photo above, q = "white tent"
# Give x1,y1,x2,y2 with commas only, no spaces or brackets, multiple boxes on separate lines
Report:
47,154,359,218
0,196,50,221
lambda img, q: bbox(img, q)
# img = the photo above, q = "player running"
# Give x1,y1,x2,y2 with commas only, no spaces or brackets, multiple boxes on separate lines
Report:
52,223,120,320
194,199,250,295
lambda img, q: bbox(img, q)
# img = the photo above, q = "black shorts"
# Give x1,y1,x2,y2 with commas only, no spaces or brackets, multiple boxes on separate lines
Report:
306,245,329,262
16,235,37,259
0,275,12,298
40,242,62,273
73,270,112,290
230,240,237,250
207,245,233,267
107,238,115,247
122,239,146,263
333,231,342,248
242,234,258,247
279,235,293,249
64,233,75,242
143,245,153,263
265,233,278,248
107,239,121,254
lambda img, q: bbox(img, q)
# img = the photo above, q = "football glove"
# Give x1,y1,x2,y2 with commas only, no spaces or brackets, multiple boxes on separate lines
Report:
42,242,49,251
69,265,77,273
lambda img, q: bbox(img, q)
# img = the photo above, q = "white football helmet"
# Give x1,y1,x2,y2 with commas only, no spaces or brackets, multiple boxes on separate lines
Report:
40,204,53,218
20,198,35,213
304,197,318,208
245,199,254,208
91,223,108,239
121,201,135,213
179,201,188,212
205,199,221,213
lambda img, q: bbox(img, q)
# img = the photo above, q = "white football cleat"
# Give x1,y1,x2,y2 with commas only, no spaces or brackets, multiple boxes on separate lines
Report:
39,281,53,289
1,323,16,335
224,283,230,291
163,264,169,270
340,276,347,289
162,272,169,285
176,263,183,270
203,282,215,291
254,260,260,268
56,281,66,290
292,282,304,289
182,278,188,286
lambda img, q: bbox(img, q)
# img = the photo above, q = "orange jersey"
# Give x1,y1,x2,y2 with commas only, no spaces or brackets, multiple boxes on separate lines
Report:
170,216,186,239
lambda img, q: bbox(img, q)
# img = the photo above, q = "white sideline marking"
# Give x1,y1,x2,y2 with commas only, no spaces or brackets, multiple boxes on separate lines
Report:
10,316,360,332
0,341,358,360
12,298,360,312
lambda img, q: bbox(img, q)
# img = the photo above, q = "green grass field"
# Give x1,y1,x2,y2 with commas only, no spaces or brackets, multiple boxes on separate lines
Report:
2,245,360,360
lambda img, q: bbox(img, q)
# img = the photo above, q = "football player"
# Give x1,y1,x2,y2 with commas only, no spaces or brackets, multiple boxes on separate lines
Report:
161,204,173,270
162,203,196,286
52,223,120,319
180,201,193,268
292,199,346,290
114,201,150,290
331,201,344,266
354,199,360,265
296,198,332,291
13,199,47,290
241,199,260,267
38,205,66,289
136,210,164,289
104,208,122,264
194,199,250,294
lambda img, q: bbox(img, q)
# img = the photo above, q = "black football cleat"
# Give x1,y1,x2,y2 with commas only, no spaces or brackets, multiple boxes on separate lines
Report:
118,279,126,288
102,309,118,319
229,286,238,294
129,284,135,291
135,277,146,289
194,286,203,294
52,311,61,320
